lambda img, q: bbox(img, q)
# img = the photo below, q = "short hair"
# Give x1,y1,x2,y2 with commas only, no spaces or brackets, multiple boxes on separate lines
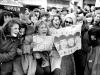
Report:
3,18,21,36
34,21,50,35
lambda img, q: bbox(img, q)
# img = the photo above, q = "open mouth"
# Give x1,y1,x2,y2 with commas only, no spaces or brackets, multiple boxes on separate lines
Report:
55,23,59,26
14,33,18,36
42,32,47,34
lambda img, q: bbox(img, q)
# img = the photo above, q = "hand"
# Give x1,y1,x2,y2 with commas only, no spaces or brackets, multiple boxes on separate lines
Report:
34,53,41,59
91,35,96,40
17,49,22,55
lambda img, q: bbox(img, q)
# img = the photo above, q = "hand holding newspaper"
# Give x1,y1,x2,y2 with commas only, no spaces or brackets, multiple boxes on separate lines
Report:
50,24,82,57
32,35,54,51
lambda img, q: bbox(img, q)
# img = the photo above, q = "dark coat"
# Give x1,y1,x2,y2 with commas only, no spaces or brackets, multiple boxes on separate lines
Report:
84,27,100,75
0,29,20,74
0,29,19,63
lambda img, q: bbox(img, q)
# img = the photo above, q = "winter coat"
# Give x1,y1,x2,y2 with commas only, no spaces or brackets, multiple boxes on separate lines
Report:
0,29,19,63
0,29,20,74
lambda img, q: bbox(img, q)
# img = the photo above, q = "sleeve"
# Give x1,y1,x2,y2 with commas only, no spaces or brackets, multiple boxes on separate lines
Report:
82,31,91,53
0,46,17,63
0,30,17,63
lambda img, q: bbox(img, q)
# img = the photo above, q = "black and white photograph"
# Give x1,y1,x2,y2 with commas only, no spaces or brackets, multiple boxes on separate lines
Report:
0,0,100,75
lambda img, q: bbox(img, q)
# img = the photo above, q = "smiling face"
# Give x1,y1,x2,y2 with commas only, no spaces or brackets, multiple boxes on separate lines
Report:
64,17,73,26
94,14,100,23
53,16,60,29
11,23,19,37
86,16,93,23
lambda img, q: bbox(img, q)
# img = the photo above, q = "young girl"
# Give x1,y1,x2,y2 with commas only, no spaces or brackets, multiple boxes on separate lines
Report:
0,19,20,75
50,15,76,75
49,15,62,75
32,21,54,75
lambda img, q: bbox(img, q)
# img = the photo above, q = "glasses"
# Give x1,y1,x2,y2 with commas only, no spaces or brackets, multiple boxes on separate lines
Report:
65,21,73,24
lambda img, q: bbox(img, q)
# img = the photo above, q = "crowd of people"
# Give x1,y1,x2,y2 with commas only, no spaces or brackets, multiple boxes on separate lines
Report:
0,4,100,75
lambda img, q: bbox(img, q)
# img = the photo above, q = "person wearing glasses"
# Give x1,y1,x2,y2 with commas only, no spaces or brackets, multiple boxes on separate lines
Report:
62,17,73,27
50,15,76,75
60,17,76,75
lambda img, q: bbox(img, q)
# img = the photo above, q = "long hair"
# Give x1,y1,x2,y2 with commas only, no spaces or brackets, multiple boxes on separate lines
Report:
3,18,21,36
51,14,62,28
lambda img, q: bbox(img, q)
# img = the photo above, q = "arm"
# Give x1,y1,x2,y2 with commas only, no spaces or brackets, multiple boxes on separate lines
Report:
0,46,17,63
0,30,17,63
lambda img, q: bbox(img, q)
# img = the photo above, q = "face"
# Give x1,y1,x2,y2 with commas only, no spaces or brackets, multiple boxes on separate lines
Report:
4,16,12,22
38,24,48,35
53,16,60,29
62,11,67,16
35,11,40,18
91,6,95,11
86,6,90,11
60,39,67,49
65,18,73,26
86,16,93,23
40,8,45,12
19,28,25,36
77,9,81,14
19,13,24,20
77,13,84,22
31,15,38,23
51,9,57,15
11,23,19,37
41,16,47,21
25,9,29,15
94,14,100,23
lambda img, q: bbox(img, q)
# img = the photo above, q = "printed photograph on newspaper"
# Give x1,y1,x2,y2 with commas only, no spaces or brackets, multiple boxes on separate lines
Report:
54,24,82,57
